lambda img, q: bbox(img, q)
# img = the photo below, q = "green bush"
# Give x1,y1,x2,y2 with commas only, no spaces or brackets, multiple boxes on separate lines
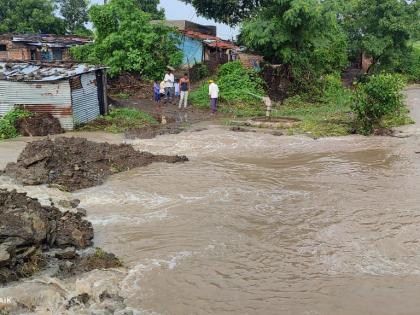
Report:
352,74,406,134
321,73,354,108
402,42,420,83
0,119,18,139
190,61,266,116
196,63,209,79
0,108,32,140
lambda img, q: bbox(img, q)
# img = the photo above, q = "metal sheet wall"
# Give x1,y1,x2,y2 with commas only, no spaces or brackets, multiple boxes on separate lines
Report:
0,104,13,117
0,80,72,105
71,72,100,125
0,80,74,130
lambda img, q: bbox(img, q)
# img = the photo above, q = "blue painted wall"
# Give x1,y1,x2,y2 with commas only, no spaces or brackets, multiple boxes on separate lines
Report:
177,36,203,67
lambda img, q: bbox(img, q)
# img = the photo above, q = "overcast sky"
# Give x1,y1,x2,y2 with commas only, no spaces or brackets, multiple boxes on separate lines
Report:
90,0,238,40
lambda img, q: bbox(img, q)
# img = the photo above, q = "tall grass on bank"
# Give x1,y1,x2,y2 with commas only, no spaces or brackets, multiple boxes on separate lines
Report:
79,108,158,133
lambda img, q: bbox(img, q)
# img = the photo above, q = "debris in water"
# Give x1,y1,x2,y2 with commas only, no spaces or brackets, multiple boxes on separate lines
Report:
2,137,188,191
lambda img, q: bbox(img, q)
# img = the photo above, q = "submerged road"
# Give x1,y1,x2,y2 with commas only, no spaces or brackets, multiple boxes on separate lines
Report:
0,87,419,315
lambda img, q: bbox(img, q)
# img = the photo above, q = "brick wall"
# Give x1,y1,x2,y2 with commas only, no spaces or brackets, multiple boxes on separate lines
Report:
237,53,263,70
0,40,31,61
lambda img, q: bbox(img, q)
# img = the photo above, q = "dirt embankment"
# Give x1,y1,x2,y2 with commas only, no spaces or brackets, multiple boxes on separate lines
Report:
16,113,64,137
0,189,120,285
3,137,188,192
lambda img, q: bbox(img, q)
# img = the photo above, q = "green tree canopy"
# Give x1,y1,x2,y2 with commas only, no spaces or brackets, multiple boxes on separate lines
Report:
55,0,90,35
0,0,65,34
239,0,348,93
180,0,263,25
133,0,165,20
343,0,419,73
71,0,182,78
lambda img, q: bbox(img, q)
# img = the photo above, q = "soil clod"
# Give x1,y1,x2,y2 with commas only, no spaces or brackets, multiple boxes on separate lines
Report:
0,189,118,284
3,137,188,191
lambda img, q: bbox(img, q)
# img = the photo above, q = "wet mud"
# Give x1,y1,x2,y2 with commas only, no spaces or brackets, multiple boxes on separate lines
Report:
2,137,188,192
15,113,64,137
0,189,119,285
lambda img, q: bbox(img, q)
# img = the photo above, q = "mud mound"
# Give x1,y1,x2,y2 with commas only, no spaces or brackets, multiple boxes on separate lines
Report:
0,189,97,284
108,73,152,99
3,137,188,191
16,113,64,136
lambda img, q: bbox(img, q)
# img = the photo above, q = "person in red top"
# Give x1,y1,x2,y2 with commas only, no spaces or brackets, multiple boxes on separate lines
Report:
178,73,190,109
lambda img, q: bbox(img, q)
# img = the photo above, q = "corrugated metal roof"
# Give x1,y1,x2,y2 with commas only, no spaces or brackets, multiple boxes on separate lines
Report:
182,30,219,41
181,30,239,50
0,62,105,82
9,34,92,48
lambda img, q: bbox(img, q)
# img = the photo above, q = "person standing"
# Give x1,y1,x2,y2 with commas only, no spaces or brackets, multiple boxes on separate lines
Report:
163,69,175,103
179,73,190,109
209,80,219,114
153,80,161,104
174,79,180,98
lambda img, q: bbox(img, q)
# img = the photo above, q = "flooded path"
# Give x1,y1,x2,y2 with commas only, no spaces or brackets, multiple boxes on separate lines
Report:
0,88,420,314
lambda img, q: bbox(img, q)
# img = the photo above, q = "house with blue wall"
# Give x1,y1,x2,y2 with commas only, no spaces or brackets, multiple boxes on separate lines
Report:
157,20,238,69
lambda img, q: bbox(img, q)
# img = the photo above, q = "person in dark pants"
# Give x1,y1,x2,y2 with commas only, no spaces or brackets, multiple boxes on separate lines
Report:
208,80,219,114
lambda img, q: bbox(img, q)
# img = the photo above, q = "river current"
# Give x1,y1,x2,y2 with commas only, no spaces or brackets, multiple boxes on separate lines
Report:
0,88,419,315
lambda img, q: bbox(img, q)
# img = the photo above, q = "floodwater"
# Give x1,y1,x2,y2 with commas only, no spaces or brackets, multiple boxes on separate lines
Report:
0,88,420,315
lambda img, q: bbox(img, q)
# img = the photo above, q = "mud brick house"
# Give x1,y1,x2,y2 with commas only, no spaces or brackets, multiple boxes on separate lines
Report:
0,34,91,62
0,62,107,130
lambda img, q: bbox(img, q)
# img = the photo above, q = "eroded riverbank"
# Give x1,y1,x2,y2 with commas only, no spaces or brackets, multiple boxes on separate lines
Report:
0,88,419,314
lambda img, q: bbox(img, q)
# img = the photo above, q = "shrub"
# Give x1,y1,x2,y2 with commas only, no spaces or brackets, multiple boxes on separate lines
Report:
402,43,420,83
190,61,266,116
352,74,406,134
321,73,354,108
0,119,18,139
0,108,32,140
196,63,209,79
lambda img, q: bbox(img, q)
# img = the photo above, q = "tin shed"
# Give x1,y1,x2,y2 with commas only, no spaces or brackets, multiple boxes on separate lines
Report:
0,62,107,130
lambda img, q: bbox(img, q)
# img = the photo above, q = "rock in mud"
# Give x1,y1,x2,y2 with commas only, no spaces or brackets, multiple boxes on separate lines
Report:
3,137,188,192
0,189,111,285
55,212,94,248
56,248,122,279
58,199,80,209
15,112,64,137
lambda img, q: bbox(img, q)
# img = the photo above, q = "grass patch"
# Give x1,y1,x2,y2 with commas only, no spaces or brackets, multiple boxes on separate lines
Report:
381,106,415,129
79,108,159,133
113,92,131,99
272,91,354,137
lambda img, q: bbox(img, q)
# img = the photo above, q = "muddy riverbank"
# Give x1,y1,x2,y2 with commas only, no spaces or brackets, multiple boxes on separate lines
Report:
0,87,419,314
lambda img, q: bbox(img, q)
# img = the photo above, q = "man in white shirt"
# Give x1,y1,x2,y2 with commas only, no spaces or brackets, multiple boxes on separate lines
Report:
163,69,175,103
208,80,219,114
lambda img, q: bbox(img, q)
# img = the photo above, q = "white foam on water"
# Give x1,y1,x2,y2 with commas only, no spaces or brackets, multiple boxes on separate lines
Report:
89,209,169,226
120,251,193,299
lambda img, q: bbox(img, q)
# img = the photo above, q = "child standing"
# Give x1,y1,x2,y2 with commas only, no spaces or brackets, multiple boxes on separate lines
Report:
153,81,161,104
174,79,180,99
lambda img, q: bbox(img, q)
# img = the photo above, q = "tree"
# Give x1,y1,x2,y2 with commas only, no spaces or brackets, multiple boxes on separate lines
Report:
239,0,348,94
343,0,419,73
56,0,90,34
71,0,182,78
180,0,263,25
0,0,65,34
133,0,165,20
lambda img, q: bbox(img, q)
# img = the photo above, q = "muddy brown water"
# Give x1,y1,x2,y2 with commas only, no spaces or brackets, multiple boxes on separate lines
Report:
0,88,419,314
